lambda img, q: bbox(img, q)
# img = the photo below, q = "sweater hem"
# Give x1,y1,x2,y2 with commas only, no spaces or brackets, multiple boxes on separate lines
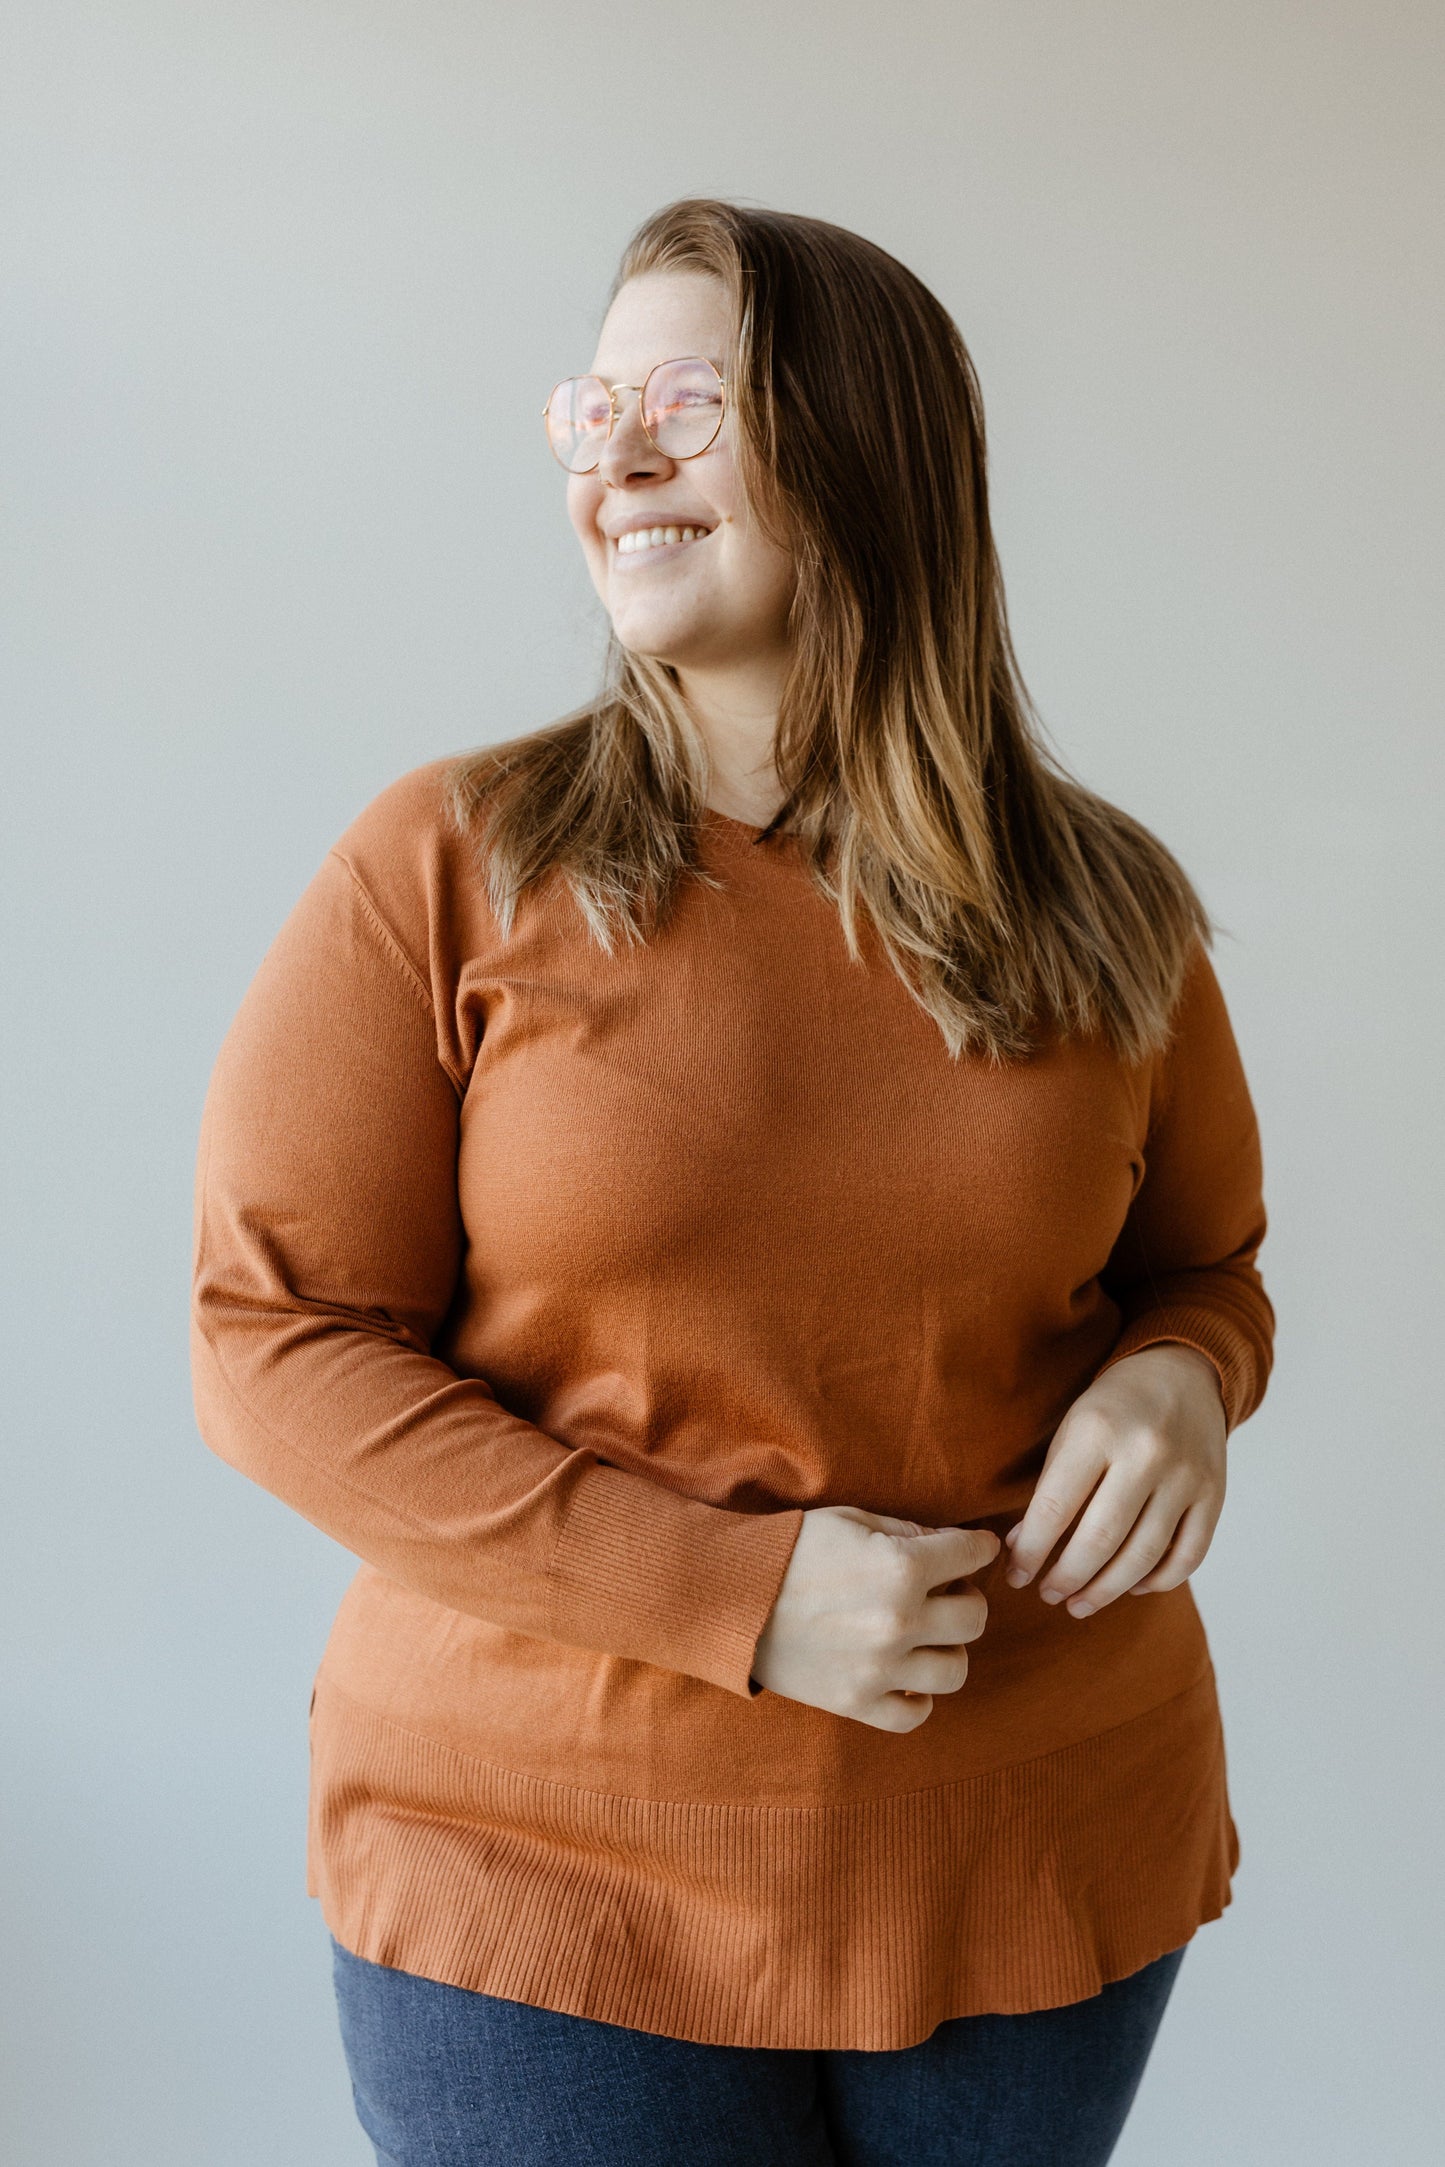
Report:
305,1667,1238,2049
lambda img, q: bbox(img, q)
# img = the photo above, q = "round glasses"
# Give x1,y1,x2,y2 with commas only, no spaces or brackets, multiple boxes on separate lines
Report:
542,356,727,474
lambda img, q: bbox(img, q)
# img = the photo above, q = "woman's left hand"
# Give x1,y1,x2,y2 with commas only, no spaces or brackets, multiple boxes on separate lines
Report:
1002,1343,1228,1617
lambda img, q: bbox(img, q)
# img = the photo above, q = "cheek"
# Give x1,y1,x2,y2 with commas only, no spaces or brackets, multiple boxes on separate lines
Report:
566,479,599,544
733,531,798,619
694,441,738,525
566,484,608,587
700,453,793,611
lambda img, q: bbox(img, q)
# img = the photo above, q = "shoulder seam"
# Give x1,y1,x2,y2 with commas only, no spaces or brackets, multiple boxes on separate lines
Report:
328,850,467,1099
1143,938,1207,1139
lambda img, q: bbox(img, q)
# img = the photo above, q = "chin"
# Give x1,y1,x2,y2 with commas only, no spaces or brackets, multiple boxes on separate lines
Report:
608,607,703,662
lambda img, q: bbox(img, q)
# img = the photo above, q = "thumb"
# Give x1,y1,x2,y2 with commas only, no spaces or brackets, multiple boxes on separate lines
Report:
901,1522,1003,1582
827,1506,932,1538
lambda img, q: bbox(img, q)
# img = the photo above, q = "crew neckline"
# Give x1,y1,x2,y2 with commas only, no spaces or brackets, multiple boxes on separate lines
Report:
701,804,771,840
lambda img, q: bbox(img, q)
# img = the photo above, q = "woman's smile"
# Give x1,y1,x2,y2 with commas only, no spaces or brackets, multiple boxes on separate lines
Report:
609,522,715,563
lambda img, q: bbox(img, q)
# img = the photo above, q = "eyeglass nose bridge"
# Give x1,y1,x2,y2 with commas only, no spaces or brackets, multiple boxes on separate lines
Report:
595,381,657,457
537,379,649,435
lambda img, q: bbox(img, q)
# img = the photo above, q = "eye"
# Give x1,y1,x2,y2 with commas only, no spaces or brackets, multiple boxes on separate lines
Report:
641,360,726,459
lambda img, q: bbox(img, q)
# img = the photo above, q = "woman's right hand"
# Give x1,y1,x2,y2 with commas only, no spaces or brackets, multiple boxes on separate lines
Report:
749,1507,1001,1732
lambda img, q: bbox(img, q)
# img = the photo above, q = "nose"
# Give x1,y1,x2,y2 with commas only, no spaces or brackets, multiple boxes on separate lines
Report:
595,384,676,487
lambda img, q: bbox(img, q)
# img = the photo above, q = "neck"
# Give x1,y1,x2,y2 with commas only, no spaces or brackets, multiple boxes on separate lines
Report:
674,649,789,826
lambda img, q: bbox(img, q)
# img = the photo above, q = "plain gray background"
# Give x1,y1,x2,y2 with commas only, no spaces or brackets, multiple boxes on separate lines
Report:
3,2,1441,2160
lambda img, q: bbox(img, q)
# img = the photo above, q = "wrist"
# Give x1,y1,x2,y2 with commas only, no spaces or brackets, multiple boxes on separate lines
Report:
1130,1341,1229,1437
1149,1341,1221,1386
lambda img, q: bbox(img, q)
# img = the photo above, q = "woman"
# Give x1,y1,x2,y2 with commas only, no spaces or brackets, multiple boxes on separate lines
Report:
190,198,1274,2165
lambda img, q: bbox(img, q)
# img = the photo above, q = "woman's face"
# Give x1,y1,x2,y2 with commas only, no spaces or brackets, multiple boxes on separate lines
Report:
566,270,797,673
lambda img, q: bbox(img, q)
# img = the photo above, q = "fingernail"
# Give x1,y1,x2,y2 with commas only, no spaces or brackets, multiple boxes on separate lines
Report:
1005,1567,1029,1588
1040,1587,1063,1605
1068,1600,1094,1618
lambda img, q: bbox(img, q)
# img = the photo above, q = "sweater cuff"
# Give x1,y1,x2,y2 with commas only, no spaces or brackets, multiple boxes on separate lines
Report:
1093,1306,1252,1433
545,1461,805,1698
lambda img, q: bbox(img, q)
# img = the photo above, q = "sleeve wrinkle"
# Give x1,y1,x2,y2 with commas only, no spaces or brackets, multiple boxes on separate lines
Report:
192,1308,515,1550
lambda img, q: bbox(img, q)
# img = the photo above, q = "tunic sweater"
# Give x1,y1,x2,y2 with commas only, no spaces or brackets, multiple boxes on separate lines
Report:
189,751,1275,2051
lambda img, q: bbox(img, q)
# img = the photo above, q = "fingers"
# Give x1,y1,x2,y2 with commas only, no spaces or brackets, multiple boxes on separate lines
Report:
1008,1486,1220,1617
917,1586,989,1646
896,1652,969,1697
869,1691,935,1733
1003,1429,1107,1586
1030,1465,1155,1606
872,1540,993,1726
894,1644,970,1696
1046,1492,1184,1615
1126,1500,1218,1595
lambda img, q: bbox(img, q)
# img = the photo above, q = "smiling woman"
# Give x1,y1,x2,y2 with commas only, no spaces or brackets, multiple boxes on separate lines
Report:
190,196,1275,2166
561,276,797,779
450,200,1212,1065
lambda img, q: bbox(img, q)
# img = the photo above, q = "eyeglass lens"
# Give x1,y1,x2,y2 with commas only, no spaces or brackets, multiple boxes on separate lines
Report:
545,358,724,473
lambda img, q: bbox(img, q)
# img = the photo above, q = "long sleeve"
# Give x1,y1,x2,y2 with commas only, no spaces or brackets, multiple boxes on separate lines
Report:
1093,939,1275,1432
189,845,803,1698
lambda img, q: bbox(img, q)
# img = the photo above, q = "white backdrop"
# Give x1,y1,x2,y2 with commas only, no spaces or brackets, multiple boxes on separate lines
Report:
3,4,1441,2160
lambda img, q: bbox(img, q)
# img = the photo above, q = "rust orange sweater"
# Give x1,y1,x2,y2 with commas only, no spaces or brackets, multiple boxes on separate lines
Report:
190,753,1274,2050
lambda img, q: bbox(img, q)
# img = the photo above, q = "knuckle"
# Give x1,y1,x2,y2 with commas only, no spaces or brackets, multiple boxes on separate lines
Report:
840,1684,879,1722
867,1599,913,1650
1070,1409,1113,1451
855,1639,899,1694
877,1546,918,1600
1137,1427,1173,1473
1079,1520,1122,1557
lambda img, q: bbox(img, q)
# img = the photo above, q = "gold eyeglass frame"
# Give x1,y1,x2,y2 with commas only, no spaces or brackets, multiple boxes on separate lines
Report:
542,355,728,473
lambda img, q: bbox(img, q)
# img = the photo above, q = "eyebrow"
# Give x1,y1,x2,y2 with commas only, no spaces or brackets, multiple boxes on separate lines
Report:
589,354,727,385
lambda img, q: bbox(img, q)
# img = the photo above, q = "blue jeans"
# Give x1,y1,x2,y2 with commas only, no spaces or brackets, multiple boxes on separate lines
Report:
330,1933,1186,2166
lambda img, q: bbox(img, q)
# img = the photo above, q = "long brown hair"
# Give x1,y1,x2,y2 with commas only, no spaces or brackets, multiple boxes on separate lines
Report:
446,197,1211,1063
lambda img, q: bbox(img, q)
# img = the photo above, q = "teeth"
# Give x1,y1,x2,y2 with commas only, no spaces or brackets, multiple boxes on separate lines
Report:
615,525,709,555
